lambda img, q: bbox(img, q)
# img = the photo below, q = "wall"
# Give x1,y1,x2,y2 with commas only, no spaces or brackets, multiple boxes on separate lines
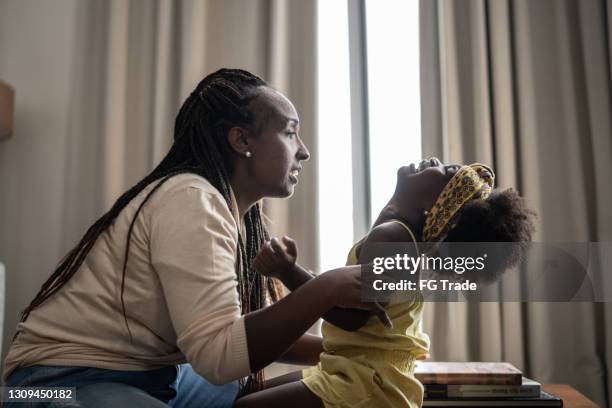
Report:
0,0,79,360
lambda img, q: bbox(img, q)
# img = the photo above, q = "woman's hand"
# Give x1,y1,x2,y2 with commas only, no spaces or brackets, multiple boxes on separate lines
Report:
245,261,391,373
254,236,297,279
323,265,393,329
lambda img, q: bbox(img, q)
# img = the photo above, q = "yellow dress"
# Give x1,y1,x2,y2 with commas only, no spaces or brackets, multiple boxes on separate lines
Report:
302,220,430,408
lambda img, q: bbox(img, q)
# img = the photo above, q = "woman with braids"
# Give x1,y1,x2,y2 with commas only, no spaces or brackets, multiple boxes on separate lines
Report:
236,158,535,408
2,68,391,407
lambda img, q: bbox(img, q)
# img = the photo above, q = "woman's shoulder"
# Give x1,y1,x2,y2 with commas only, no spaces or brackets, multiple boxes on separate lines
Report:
157,173,220,196
141,173,233,221
145,173,223,201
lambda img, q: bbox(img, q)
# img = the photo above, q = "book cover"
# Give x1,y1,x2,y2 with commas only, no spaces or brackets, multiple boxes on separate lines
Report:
425,377,541,399
415,362,523,385
422,390,563,407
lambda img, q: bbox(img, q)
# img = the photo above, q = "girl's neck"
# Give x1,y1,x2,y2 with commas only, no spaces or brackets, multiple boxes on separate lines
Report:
373,201,423,238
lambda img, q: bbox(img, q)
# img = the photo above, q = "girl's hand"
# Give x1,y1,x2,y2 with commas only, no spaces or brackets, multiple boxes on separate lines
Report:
323,265,393,328
254,236,298,279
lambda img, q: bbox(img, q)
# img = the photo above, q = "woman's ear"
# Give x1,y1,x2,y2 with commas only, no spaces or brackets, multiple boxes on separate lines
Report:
227,126,251,156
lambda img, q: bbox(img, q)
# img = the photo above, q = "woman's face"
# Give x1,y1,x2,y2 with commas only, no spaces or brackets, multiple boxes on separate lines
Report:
246,87,310,198
395,158,462,214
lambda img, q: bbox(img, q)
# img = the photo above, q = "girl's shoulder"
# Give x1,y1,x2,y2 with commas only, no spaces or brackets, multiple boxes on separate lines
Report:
355,220,417,263
364,220,414,244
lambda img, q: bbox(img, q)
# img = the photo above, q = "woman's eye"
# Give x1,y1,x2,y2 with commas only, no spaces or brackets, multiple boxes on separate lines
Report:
286,132,297,139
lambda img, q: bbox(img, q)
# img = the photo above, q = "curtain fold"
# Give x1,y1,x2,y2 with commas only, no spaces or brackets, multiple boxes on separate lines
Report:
420,0,612,405
264,0,319,272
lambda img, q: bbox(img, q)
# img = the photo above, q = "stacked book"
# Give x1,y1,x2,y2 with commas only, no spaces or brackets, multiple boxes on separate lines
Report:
415,362,563,407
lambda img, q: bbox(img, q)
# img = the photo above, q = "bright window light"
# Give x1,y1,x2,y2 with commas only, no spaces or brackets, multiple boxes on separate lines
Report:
365,0,422,222
317,0,354,272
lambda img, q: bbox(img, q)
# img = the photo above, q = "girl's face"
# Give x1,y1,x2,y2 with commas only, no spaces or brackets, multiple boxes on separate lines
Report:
394,158,462,216
245,87,310,198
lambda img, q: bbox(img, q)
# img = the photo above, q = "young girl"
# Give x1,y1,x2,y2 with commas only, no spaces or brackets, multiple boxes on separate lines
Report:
235,158,535,408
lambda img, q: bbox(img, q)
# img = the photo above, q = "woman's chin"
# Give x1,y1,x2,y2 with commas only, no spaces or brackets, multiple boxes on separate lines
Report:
281,185,295,198
267,184,294,199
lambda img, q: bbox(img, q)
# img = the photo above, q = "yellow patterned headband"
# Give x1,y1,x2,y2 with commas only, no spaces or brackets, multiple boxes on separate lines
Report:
422,163,495,242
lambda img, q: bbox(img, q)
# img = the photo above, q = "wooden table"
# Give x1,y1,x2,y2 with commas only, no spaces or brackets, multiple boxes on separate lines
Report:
543,384,599,408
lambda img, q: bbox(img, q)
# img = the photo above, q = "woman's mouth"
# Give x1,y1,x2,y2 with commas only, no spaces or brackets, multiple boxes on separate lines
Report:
289,169,299,184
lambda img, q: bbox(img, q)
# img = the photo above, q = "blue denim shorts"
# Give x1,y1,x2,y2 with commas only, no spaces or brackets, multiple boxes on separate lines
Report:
4,363,239,407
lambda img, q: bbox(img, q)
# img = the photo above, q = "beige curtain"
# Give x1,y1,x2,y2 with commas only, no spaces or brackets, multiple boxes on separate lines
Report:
0,0,318,371
420,0,612,405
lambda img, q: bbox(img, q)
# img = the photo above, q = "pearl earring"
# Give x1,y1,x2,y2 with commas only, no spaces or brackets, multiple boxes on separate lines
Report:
245,151,252,158
423,210,429,216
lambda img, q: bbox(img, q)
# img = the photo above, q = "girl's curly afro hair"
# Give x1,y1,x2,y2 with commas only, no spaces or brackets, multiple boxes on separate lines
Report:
444,188,537,282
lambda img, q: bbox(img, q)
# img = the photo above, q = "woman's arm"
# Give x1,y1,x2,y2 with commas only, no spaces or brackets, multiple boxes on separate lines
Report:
254,237,377,331
278,262,372,331
276,333,323,365
266,223,412,332
151,187,390,383
244,266,389,373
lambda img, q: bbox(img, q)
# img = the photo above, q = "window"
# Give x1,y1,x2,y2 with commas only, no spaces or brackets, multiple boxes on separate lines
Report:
317,0,354,272
317,0,421,271
364,0,422,222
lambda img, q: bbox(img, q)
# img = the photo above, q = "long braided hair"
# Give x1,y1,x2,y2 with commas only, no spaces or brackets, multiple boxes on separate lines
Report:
19,68,280,393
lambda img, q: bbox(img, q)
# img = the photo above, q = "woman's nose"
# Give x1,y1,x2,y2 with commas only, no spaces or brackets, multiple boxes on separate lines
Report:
297,137,310,161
